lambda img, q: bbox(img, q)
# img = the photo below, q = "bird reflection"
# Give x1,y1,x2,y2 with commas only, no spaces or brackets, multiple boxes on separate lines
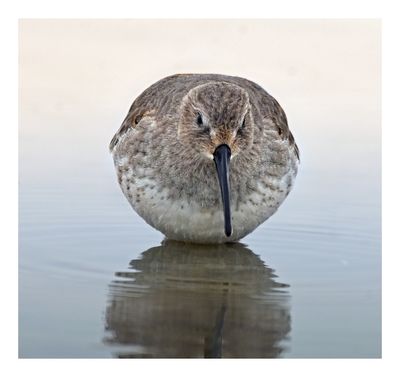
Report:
104,240,291,358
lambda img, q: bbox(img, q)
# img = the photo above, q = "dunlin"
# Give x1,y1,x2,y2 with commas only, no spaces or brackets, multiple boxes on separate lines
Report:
110,74,299,243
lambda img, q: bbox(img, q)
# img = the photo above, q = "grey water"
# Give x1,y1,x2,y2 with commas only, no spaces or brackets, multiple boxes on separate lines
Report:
18,129,381,358
19,20,381,358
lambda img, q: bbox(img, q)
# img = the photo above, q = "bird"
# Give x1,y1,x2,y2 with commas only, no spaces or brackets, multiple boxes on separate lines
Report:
110,74,299,244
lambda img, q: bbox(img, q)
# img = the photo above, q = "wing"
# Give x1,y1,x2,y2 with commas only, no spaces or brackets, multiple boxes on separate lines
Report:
109,74,189,152
109,102,155,152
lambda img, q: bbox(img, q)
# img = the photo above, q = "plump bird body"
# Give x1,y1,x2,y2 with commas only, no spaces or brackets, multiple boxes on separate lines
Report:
110,74,299,244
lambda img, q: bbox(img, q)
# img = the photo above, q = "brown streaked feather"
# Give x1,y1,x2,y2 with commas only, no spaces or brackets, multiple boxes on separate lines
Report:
110,73,299,159
109,106,155,151
269,97,300,161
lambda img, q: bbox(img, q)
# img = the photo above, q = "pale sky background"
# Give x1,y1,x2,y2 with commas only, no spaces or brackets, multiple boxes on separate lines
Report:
19,19,380,187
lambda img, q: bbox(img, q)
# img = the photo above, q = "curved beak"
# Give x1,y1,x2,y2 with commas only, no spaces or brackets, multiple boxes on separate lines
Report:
213,144,232,237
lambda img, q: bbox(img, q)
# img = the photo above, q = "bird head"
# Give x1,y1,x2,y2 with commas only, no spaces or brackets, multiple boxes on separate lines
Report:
178,81,254,159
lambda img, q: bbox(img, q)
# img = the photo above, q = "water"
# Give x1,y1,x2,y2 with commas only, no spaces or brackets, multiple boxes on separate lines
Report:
19,20,381,358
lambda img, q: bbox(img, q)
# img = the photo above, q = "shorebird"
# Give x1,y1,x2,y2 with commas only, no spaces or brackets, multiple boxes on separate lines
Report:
110,74,299,244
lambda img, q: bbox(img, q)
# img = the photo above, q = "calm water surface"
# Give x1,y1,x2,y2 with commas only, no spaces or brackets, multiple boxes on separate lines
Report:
19,20,381,358
19,141,381,358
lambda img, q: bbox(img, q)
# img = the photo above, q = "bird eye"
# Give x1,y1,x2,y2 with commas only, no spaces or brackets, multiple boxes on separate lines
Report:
196,113,203,126
238,117,246,135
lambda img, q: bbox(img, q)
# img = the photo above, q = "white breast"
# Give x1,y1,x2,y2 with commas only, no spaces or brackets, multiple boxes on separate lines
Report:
118,167,294,243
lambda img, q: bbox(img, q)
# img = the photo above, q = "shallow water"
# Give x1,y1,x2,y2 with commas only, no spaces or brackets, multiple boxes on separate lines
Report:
19,20,381,358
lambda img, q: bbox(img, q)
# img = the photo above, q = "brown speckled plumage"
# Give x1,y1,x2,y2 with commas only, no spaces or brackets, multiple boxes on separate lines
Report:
110,74,299,243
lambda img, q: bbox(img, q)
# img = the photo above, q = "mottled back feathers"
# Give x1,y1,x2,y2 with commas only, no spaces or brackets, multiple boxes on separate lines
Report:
109,73,299,160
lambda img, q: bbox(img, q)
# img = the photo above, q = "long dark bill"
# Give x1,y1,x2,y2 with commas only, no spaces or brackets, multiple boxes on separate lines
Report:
213,144,232,237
